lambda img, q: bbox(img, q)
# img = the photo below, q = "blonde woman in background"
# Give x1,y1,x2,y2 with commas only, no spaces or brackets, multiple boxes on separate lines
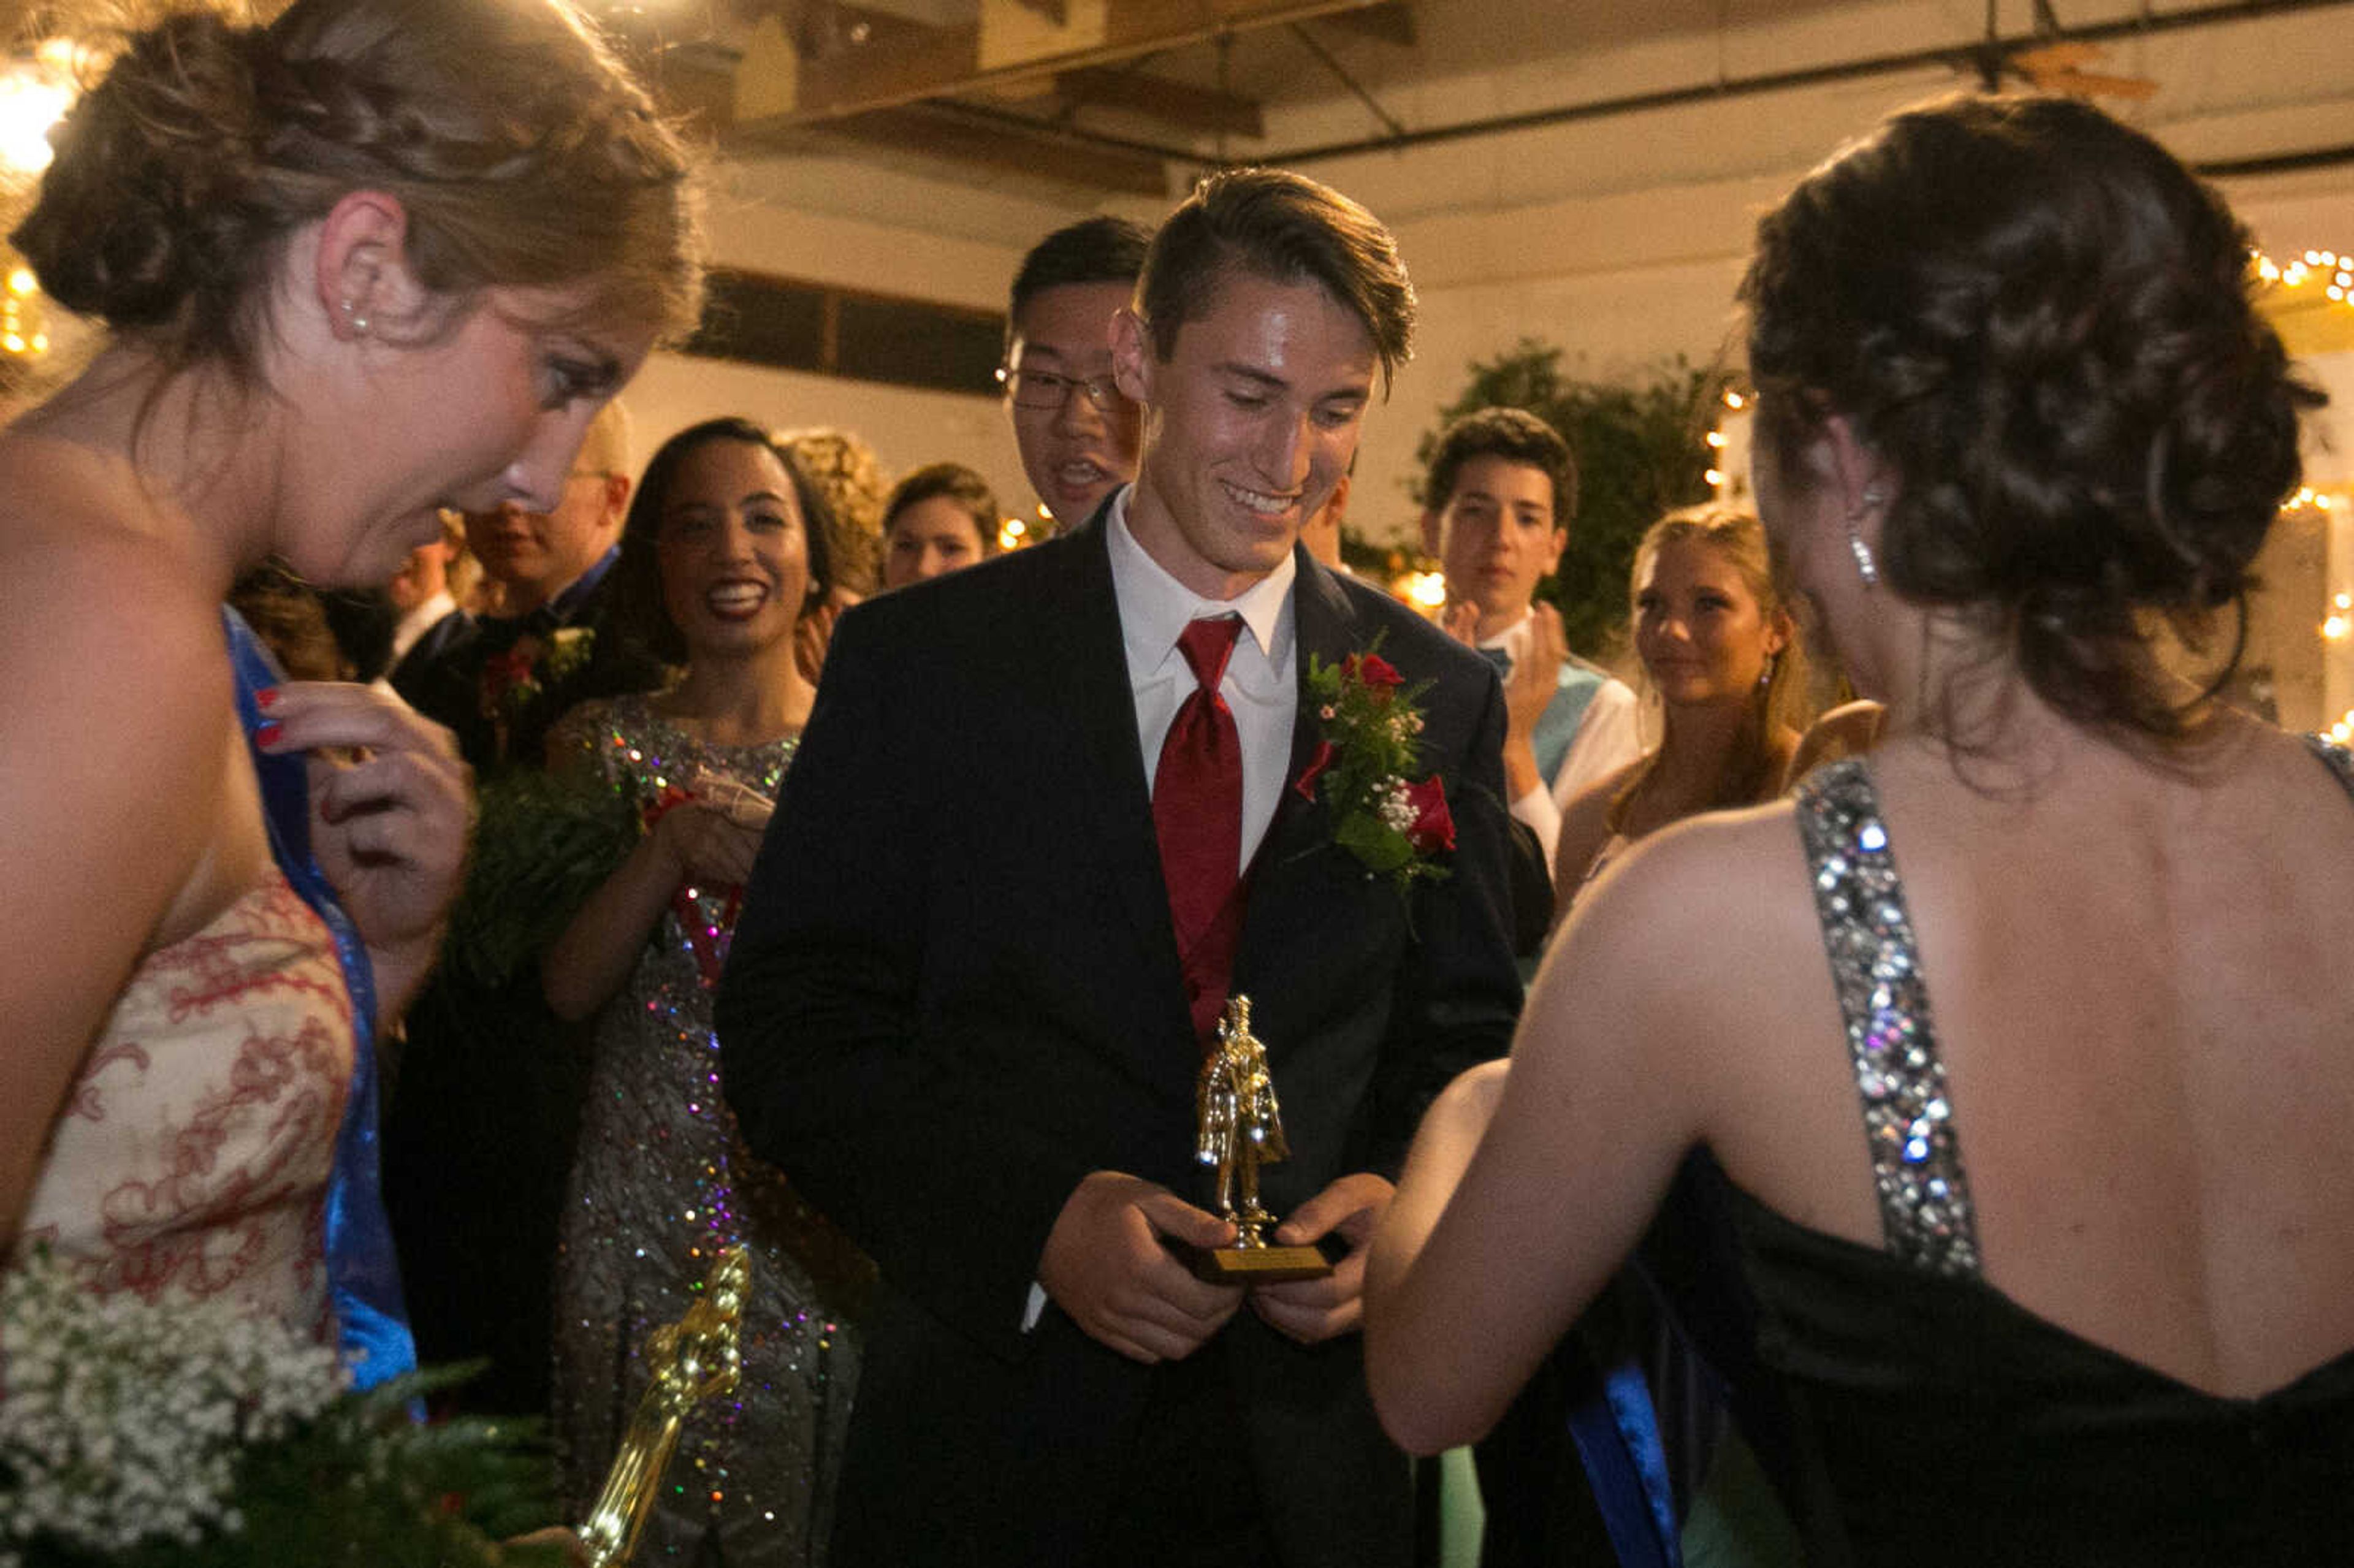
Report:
1552,508,1807,911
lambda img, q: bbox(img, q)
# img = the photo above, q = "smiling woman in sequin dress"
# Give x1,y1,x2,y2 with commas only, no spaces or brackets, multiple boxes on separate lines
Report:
1366,96,2354,1564
543,417,868,1567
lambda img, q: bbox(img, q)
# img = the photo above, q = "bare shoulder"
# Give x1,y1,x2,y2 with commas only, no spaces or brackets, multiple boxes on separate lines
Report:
0,484,238,1057
1551,755,1646,889
1573,799,1811,959
1532,798,1824,1095
1561,755,1646,823
0,516,227,720
0,470,235,857
1786,700,1886,787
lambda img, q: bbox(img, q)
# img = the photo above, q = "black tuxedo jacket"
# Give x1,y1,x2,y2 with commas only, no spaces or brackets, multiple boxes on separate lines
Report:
717,510,1522,1566
384,604,473,694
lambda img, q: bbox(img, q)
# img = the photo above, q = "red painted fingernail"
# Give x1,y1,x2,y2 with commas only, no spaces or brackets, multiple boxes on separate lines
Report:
256,687,281,709
256,721,283,746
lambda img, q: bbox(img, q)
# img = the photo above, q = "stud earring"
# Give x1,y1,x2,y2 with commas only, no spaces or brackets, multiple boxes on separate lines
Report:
1846,484,1886,588
341,298,369,337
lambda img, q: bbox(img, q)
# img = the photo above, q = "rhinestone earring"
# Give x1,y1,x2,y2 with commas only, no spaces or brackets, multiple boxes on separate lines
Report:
1846,485,1886,588
341,298,369,336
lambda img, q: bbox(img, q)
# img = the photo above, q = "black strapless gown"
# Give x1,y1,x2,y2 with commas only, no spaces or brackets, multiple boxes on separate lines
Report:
1650,748,2354,1567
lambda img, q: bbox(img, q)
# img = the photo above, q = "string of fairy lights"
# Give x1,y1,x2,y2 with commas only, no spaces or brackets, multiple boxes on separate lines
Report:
2253,249,2354,744
3,45,2353,734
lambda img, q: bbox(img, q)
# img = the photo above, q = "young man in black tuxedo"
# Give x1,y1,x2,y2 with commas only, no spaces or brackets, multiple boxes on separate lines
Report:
719,169,1522,1568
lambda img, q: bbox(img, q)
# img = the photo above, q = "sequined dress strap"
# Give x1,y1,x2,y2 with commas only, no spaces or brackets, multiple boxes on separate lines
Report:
2303,733,2354,800
1792,758,1980,1277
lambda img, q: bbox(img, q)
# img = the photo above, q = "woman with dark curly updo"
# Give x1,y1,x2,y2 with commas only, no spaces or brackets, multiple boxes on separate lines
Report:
0,0,701,1439
1369,95,2354,1564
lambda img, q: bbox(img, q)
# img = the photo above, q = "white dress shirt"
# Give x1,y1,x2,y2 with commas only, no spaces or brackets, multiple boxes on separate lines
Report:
1105,489,1299,873
1479,609,1644,869
1023,491,1302,1334
388,589,458,668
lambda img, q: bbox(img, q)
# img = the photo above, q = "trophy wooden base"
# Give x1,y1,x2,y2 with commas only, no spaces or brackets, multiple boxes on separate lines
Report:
1164,1236,1335,1285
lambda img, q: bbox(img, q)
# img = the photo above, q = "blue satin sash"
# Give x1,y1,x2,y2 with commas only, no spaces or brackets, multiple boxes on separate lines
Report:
1564,1339,1683,1568
223,609,419,1390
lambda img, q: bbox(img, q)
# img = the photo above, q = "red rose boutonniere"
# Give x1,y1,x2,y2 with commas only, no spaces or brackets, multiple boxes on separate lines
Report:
1293,637,1454,896
479,626,595,724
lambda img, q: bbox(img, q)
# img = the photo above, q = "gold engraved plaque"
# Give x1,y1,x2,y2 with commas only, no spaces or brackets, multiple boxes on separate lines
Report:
1174,996,1334,1285
579,1244,751,1567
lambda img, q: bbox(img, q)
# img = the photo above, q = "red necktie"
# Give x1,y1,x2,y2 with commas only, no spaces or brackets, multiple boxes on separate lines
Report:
1154,616,1246,1042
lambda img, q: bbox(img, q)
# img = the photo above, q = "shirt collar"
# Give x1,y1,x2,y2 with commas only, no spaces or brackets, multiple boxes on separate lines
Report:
390,589,457,652
545,544,622,624
1106,487,1296,672
1476,606,1534,659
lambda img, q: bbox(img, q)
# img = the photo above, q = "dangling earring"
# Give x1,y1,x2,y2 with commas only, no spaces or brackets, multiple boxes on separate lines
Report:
1757,650,1777,691
1846,484,1886,588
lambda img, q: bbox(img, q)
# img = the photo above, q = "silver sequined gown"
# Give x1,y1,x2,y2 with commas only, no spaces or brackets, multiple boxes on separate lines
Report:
549,695,869,1567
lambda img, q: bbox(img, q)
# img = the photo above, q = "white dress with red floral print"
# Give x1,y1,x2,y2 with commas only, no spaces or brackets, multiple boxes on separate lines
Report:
6,866,351,1341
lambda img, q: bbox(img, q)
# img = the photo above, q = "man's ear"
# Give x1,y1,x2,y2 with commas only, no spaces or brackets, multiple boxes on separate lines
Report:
310,189,429,340
1418,506,1444,558
600,472,632,528
1110,306,1154,406
1545,527,1569,576
1324,471,1352,527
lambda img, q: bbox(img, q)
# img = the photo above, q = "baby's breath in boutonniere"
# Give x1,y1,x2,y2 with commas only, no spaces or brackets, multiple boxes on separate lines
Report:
1294,636,1456,897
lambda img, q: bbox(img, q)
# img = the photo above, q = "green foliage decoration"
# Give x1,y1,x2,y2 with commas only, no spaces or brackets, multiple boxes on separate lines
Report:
441,767,641,993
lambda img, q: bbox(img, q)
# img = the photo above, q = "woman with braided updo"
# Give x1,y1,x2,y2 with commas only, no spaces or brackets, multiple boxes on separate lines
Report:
0,0,700,1413
1369,95,2354,1564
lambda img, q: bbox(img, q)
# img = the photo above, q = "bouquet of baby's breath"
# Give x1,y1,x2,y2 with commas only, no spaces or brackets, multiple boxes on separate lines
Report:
0,1252,563,1567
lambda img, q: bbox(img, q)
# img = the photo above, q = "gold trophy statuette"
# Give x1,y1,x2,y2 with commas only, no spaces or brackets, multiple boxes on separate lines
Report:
1176,996,1334,1284
579,1244,752,1567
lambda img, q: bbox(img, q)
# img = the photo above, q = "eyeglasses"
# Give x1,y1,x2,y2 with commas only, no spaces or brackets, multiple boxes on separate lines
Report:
999,365,1128,413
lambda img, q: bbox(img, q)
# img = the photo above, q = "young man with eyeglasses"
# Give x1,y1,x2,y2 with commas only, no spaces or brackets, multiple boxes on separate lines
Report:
1002,216,1152,527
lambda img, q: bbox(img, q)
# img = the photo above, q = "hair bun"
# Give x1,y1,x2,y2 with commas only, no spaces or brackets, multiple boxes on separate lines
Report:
1745,96,2324,739
12,12,268,328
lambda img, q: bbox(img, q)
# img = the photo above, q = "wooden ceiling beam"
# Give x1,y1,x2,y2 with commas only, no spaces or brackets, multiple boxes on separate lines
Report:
1316,1,1415,47
731,101,1174,196
735,0,1393,131
1052,65,1265,138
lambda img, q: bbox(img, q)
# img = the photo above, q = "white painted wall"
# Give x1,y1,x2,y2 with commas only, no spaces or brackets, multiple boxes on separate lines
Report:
612,159,1052,519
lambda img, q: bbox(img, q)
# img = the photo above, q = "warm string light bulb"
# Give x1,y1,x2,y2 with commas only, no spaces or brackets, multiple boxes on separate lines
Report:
1705,385,1748,495
2253,246,2354,314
